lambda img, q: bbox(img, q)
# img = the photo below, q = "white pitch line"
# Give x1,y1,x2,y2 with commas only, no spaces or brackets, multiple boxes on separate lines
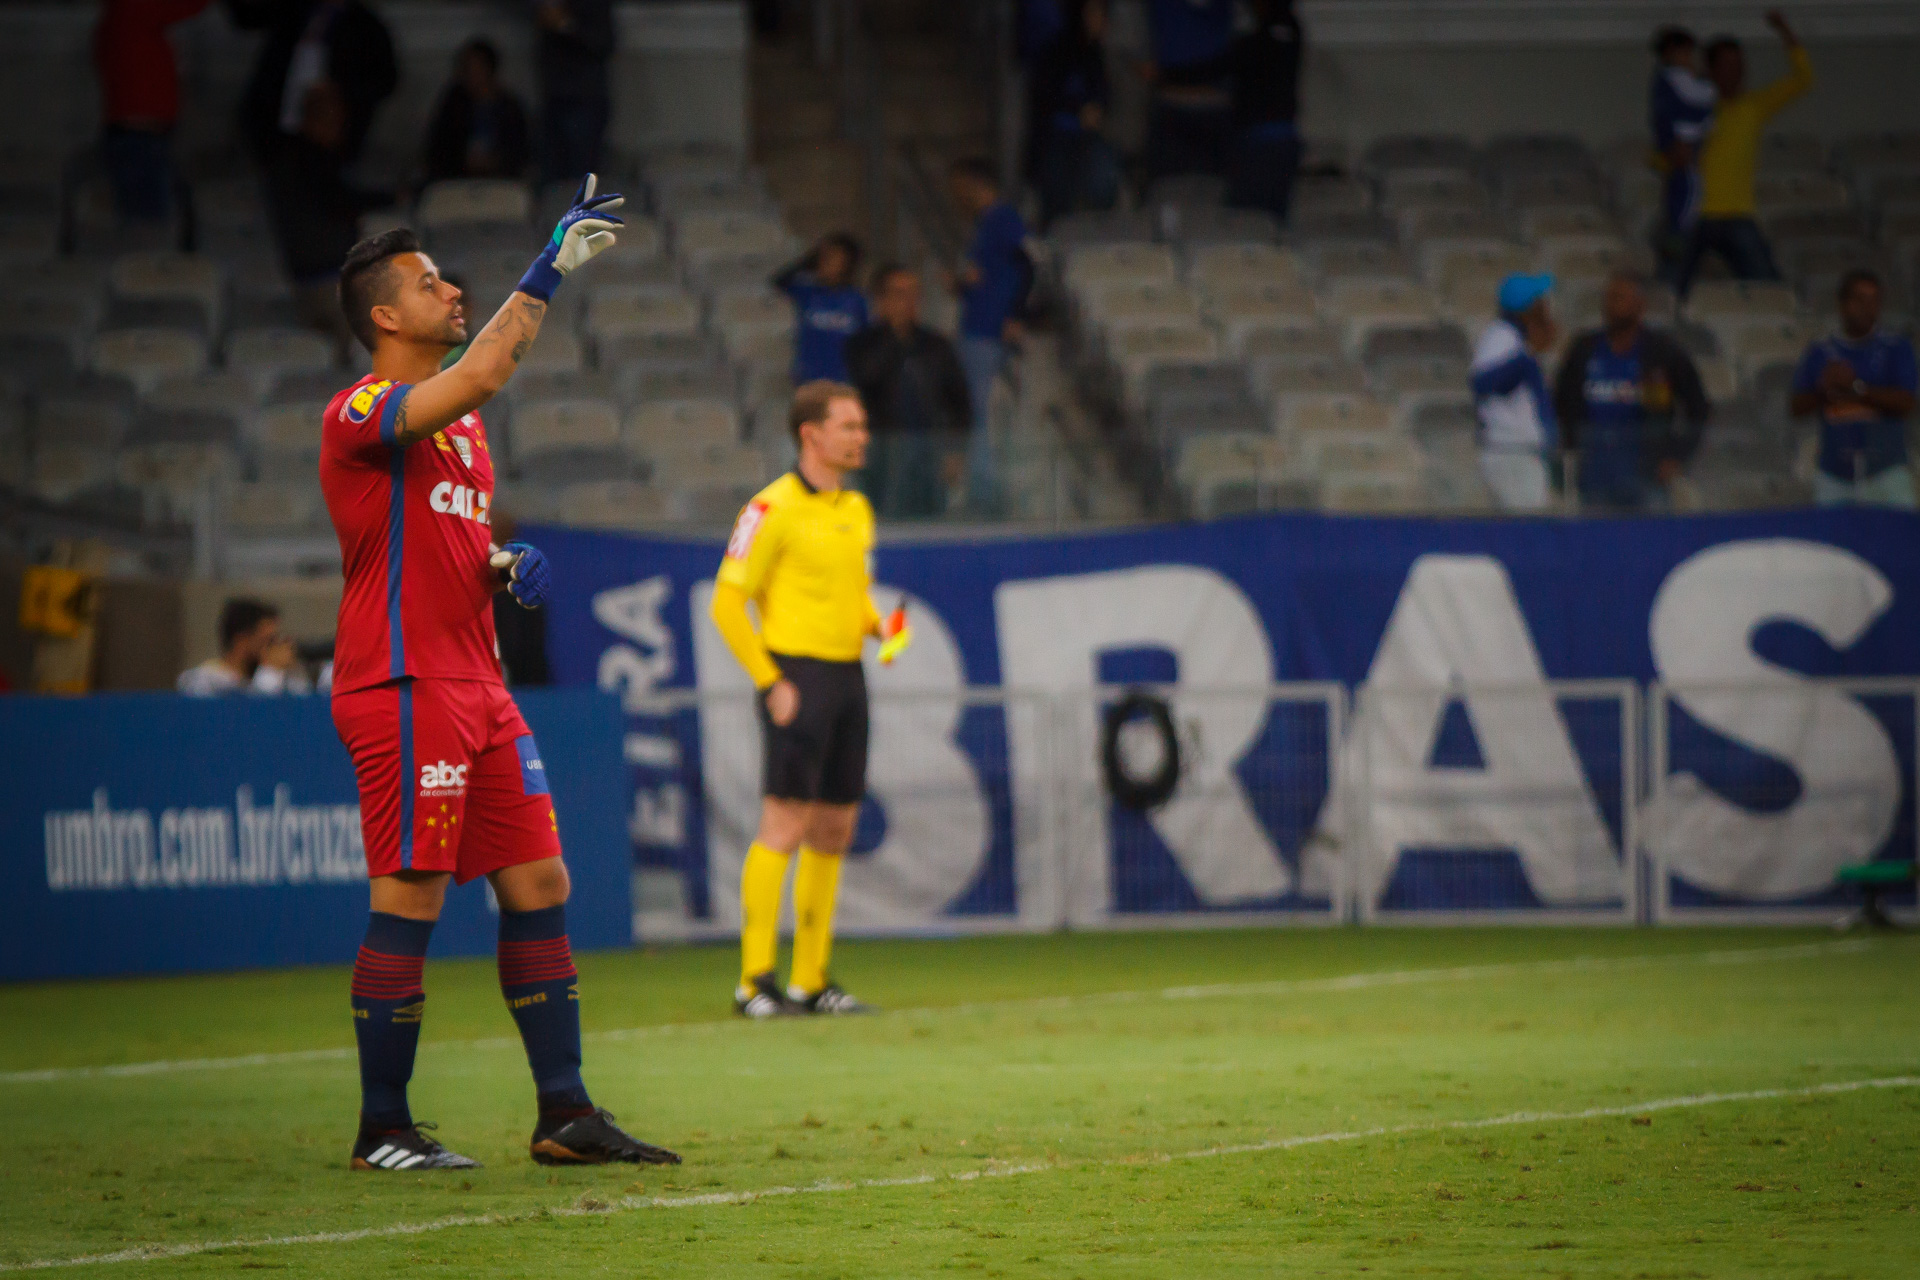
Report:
5,1074,1914,1273
0,939,1877,1087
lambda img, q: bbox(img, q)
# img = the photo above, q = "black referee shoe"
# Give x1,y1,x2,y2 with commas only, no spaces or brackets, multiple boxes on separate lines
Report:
351,1123,481,1171
789,980,875,1015
531,1108,681,1165
734,971,799,1019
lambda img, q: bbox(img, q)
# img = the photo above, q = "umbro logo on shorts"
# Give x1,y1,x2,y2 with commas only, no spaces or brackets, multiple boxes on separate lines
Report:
420,761,469,797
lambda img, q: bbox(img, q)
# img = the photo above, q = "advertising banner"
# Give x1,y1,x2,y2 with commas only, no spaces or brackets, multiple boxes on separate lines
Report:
4,689,630,980
533,508,1920,929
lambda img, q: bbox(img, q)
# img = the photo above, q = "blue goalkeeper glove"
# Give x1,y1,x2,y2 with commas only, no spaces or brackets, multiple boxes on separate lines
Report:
490,541,550,610
516,173,625,303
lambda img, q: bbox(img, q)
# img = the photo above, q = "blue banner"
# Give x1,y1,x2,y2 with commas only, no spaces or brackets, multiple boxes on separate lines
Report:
531,508,1920,927
4,688,630,980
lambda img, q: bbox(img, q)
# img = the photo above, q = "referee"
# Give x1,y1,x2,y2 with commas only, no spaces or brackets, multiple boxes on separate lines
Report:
710,380,907,1017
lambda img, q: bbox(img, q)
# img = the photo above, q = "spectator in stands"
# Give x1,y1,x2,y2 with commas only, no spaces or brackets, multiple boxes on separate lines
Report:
947,158,1032,515
93,0,212,226
1554,271,1711,512
845,265,972,519
264,81,397,360
1648,25,1714,282
1471,274,1560,512
1139,0,1235,185
228,0,398,166
1672,10,1812,297
424,38,532,182
534,0,615,184
178,598,311,696
1790,269,1918,509
1028,0,1119,230
1221,0,1303,224
772,234,869,385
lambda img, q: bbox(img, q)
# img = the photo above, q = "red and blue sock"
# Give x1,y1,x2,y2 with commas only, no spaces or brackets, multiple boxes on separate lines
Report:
498,905,591,1118
350,912,434,1134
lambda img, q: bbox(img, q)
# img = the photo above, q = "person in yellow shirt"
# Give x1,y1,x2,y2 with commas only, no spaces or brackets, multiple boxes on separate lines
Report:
1675,9,1812,297
710,380,908,1018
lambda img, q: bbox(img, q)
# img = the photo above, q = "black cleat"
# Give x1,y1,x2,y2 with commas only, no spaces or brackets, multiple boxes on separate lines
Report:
734,970,799,1019
789,980,875,1015
531,1108,681,1165
351,1122,481,1171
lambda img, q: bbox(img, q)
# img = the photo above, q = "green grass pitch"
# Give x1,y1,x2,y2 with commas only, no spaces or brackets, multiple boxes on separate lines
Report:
4,927,1918,1277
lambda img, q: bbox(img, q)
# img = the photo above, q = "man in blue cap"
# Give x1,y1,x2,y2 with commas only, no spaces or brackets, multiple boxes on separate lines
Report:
1470,273,1560,510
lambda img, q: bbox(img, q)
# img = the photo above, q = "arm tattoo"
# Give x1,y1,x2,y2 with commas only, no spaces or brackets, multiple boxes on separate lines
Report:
391,295,548,448
390,390,433,448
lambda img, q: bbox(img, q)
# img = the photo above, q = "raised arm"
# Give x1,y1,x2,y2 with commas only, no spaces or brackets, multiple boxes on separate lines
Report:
388,175,622,447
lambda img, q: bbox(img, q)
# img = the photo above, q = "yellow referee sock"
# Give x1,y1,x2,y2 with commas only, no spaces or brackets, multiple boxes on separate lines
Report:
789,846,844,996
739,842,791,987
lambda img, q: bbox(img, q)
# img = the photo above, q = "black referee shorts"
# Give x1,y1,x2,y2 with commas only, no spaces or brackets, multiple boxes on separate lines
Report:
759,654,869,805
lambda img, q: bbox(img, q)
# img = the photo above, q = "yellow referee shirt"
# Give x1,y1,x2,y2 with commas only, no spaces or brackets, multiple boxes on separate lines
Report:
712,471,880,687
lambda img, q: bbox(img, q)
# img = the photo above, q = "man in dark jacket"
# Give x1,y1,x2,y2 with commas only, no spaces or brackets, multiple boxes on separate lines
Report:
425,38,532,181
227,0,397,165
534,0,615,183
843,266,972,519
264,81,396,358
1553,270,1711,512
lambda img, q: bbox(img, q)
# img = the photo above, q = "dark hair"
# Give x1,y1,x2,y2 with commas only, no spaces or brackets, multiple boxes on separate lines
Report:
338,228,424,353
219,598,279,652
818,232,863,268
1838,268,1882,302
870,261,914,293
788,380,861,443
1652,25,1696,56
459,37,500,74
1704,35,1741,66
948,156,998,188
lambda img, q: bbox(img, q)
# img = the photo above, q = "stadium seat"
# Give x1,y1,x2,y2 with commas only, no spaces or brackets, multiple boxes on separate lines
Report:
117,440,239,516
1318,467,1428,512
1519,205,1620,244
1289,175,1372,219
1143,362,1260,443
1754,171,1853,218
519,327,585,374
1201,281,1318,352
618,360,734,408
1684,280,1800,320
555,478,671,529
1166,207,1281,247
1307,242,1416,283
1362,134,1477,176
1082,280,1204,332
1299,428,1424,476
1498,171,1606,210
1237,325,1345,364
1372,355,1472,415
1319,278,1437,352
109,253,225,331
587,287,702,342
510,398,622,466
145,374,257,433
1360,324,1470,368
624,399,740,455
505,370,616,409
1758,133,1827,174
1184,243,1303,293
1291,211,1397,247
1763,208,1869,242
1381,168,1489,212
32,376,136,449
1063,242,1179,294
647,441,767,501
227,480,326,533
1695,357,1739,403
1146,173,1228,211
515,444,636,486
672,211,791,271
1715,316,1817,384
1539,240,1644,284
91,328,208,392
1484,133,1593,174
1251,354,1369,411
1175,432,1298,517
224,328,333,397
1104,323,1219,408
1046,209,1157,248
1280,395,1395,437
417,179,531,229
31,443,117,502
250,401,326,481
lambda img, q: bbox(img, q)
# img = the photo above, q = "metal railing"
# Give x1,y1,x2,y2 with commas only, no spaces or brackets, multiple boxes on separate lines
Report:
617,676,1917,939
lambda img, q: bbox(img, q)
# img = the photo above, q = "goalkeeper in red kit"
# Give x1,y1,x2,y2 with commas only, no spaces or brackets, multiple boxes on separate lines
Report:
319,177,677,1171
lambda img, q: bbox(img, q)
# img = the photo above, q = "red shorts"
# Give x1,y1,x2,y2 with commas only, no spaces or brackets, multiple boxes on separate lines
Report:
333,678,561,884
